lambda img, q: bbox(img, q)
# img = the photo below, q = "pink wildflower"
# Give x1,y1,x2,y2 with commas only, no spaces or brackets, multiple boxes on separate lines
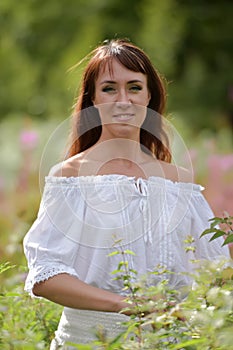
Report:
20,130,39,150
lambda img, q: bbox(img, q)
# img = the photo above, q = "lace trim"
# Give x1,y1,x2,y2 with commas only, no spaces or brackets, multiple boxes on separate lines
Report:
45,174,203,192
25,266,79,296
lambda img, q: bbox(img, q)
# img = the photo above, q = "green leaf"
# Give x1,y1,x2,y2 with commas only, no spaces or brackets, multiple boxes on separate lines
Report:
109,331,125,345
118,261,128,270
222,267,233,279
209,230,226,241
123,249,136,256
4,292,21,297
111,269,125,275
222,234,233,246
107,251,120,257
200,228,216,237
0,262,15,274
172,338,206,349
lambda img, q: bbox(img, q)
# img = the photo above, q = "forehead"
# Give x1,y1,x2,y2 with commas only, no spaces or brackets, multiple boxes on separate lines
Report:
96,58,147,82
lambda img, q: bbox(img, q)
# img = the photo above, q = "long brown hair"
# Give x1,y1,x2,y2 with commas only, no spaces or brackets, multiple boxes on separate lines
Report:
67,39,171,162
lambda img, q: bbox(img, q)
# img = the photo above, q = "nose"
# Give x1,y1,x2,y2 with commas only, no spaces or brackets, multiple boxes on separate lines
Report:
115,89,131,108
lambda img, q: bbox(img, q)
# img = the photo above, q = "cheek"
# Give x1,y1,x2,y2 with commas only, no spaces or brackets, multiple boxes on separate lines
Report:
93,92,109,106
146,90,151,105
93,103,115,123
138,93,150,107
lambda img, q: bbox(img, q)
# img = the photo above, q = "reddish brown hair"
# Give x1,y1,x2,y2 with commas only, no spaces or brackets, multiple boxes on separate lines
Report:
67,39,171,162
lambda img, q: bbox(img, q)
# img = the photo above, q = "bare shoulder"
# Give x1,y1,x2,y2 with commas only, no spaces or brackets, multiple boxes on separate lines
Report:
175,165,193,183
157,160,193,183
48,153,86,178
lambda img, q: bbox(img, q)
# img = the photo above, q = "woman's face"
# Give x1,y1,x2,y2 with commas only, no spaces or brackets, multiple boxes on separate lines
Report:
92,59,151,140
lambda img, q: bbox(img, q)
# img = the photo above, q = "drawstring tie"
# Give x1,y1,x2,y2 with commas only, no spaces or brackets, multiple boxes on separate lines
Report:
135,178,152,244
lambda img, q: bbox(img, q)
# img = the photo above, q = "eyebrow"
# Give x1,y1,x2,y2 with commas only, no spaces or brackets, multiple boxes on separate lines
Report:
100,80,143,85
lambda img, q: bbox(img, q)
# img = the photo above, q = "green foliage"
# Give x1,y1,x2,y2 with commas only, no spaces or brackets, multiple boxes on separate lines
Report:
0,0,142,121
0,262,15,275
73,256,232,349
201,215,233,247
84,243,233,349
0,264,62,349
0,215,233,349
0,0,233,130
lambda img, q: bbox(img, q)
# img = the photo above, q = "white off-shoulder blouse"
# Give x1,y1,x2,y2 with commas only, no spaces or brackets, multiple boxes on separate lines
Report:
23,174,230,346
24,175,229,350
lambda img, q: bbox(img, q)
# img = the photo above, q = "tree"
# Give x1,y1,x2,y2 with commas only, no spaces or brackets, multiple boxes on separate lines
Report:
139,0,233,130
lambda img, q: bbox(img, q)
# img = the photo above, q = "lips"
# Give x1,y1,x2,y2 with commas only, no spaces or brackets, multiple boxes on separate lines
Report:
112,114,134,122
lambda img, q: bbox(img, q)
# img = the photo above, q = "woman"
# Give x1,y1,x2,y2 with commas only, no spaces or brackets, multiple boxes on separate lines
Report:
23,39,230,349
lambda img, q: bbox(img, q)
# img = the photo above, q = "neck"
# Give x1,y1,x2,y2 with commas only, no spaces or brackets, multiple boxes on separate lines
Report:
88,137,146,163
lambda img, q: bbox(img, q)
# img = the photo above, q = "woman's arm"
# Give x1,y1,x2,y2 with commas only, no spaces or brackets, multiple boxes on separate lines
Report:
33,273,129,314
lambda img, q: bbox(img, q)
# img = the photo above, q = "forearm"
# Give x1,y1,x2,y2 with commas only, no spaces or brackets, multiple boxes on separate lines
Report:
33,273,129,313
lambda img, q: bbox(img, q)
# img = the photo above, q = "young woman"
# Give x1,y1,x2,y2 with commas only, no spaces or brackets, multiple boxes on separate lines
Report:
23,39,230,349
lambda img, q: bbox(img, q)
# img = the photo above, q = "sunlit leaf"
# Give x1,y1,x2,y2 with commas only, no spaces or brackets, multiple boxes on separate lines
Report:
123,249,136,256
200,228,216,237
209,230,226,241
222,234,233,246
222,267,233,280
107,251,120,257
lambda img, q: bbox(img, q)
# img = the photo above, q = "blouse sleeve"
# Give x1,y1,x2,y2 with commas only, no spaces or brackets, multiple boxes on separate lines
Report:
23,179,80,296
166,187,231,291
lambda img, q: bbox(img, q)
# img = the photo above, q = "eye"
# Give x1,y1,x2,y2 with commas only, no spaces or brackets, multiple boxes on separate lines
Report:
102,86,115,93
129,85,142,92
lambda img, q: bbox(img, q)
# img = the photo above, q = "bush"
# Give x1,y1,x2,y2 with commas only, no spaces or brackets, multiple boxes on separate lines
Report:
0,263,62,349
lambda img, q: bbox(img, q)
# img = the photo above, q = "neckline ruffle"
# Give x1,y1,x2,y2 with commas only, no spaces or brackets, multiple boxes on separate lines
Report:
45,174,204,192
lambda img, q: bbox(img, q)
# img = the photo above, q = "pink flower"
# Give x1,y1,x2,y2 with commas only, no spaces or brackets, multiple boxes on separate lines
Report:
219,154,233,171
19,130,39,150
208,154,233,171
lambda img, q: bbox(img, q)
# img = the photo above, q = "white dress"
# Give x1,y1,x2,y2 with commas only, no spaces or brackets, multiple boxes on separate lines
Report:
23,174,230,348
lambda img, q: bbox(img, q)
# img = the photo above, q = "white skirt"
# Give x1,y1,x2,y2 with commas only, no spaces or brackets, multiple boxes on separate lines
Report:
50,307,130,349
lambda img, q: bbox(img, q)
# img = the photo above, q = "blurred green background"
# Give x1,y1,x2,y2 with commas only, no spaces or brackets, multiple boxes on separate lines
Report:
0,0,233,276
1,0,233,128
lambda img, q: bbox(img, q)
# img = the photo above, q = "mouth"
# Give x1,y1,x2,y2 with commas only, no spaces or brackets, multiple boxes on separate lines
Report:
112,114,134,122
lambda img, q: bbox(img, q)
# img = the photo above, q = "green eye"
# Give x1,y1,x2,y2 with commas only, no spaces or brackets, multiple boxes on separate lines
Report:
102,86,115,92
130,85,142,91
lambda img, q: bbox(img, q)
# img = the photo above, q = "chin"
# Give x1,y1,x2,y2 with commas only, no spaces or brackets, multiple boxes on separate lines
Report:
104,123,140,139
